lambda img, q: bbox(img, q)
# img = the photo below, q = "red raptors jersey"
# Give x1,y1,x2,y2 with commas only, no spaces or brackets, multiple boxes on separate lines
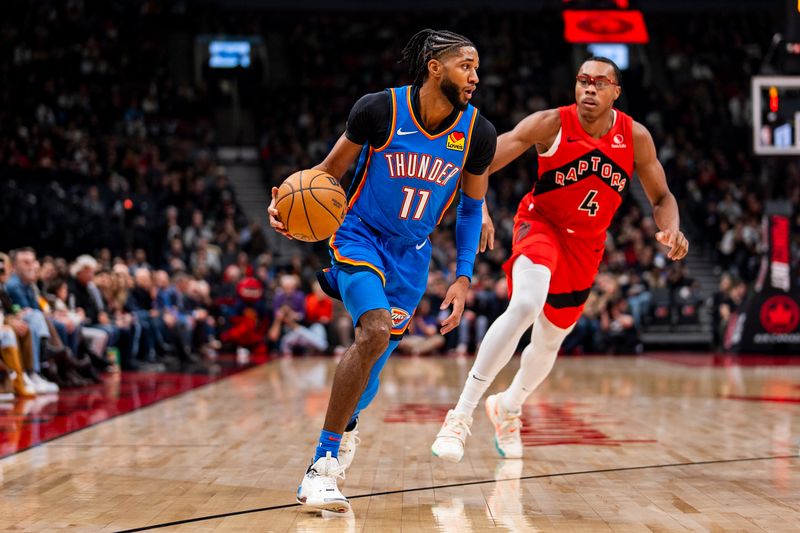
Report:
522,104,634,239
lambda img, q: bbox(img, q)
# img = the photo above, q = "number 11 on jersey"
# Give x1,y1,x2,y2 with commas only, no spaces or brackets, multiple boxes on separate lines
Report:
399,186,431,220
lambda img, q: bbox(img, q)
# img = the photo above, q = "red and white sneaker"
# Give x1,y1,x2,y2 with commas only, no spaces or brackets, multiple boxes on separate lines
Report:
485,393,523,459
431,409,473,463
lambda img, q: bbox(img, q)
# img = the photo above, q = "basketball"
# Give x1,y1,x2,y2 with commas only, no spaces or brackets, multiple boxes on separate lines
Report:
274,170,347,242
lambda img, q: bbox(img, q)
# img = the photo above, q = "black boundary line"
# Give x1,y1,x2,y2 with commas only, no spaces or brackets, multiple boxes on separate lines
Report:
115,453,799,532
0,364,267,461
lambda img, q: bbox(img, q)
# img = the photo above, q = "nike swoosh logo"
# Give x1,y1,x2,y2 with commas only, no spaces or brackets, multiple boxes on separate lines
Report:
416,241,426,250
566,137,581,143
397,128,418,136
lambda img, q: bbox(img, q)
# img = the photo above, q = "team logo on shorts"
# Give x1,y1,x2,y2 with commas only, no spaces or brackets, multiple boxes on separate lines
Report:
515,222,531,243
446,131,465,151
390,307,411,329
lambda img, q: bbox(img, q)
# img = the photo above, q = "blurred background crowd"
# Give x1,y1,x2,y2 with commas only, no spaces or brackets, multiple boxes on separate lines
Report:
1,0,798,398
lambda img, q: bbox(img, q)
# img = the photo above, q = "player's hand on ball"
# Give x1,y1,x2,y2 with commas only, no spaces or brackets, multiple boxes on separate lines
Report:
439,277,470,335
655,229,689,260
268,186,293,239
480,211,495,253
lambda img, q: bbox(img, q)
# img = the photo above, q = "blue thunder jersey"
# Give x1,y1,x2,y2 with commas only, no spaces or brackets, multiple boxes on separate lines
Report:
345,85,479,244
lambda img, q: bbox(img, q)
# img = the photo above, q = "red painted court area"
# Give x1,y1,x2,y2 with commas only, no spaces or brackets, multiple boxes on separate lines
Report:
385,401,654,447
0,359,263,459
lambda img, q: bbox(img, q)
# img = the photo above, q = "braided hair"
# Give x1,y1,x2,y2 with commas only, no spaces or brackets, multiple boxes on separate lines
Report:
401,29,475,86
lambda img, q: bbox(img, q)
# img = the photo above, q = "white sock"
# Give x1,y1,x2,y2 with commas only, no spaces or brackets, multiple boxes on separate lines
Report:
453,256,551,418
453,370,491,417
502,315,573,413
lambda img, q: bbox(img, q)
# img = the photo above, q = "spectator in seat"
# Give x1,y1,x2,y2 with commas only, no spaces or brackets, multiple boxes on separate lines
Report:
709,273,733,352
70,255,136,371
0,253,36,376
277,281,332,357
221,275,269,356
48,274,109,373
5,248,59,390
183,209,214,252
601,298,641,354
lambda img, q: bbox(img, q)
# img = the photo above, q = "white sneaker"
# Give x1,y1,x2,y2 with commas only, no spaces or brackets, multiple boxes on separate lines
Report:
296,452,350,513
431,409,473,463
338,422,360,471
485,393,523,459
23,373,38,394
29,373,59,394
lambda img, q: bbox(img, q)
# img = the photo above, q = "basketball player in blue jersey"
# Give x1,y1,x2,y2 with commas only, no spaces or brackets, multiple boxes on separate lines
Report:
268,29,496,513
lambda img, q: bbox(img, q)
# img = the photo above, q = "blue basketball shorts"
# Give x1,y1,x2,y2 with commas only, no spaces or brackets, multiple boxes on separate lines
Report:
317,214,431,339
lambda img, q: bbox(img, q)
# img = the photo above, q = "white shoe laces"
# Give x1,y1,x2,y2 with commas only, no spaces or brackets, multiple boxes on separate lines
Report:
440,413,472,440
340,430,360,454
311,457,346,483
318,469,345,490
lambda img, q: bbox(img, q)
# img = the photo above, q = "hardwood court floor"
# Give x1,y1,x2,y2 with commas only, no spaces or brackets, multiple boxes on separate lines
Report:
1,354,799,532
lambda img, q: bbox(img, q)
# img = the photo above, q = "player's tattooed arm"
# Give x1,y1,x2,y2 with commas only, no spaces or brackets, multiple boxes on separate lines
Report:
633,121,689,261
487,108,561,175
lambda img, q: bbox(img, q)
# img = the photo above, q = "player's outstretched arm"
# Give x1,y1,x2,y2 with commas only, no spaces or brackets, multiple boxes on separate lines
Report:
487,108,561,175
633,121,689,261
268,133,362,237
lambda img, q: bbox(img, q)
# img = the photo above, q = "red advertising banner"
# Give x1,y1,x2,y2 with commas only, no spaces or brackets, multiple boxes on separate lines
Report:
563,10,649,44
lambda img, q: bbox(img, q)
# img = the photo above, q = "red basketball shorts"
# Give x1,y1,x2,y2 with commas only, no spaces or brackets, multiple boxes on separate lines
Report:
502,208,605,329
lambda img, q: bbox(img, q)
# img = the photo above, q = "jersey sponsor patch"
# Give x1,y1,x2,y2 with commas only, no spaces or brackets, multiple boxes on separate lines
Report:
446,131,465,151
612,133,626,148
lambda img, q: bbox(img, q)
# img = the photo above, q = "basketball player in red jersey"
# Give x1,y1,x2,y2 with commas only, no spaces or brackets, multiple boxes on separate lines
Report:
432,57,689,462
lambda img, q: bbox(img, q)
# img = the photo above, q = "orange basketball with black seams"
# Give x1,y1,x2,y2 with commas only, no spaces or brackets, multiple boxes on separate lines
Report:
274,170,347,242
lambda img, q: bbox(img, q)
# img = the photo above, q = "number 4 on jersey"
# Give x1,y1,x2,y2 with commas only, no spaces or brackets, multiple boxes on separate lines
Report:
579,190,599,216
